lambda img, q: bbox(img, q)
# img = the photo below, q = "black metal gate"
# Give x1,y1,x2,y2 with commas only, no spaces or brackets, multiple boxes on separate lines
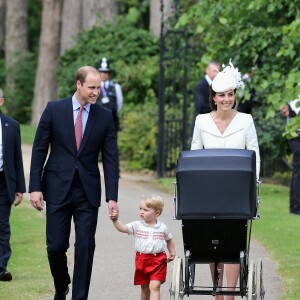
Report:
157,0,190,178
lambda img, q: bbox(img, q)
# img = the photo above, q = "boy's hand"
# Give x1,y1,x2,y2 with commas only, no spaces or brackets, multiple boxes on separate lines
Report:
167,253,176,262
111,209,119,221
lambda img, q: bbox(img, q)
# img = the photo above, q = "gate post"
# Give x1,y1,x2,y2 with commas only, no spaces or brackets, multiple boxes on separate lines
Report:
157,0,165,178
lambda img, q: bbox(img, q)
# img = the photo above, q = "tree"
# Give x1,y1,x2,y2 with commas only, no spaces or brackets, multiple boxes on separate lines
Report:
82,0,118,30
60,0,118,55
94,0,118,27
149,0,173,36
0,0,5,53
60,0,82,54
31,0,63,126
176,0,300,175
5,0,28,91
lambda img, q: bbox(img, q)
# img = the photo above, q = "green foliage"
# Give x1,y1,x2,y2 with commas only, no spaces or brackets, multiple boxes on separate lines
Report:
58,16,159,99
118,99,158,170
176,0,300,175
58,16,159,170
28,0,42,51
0,0,41,124
272,171,292,186
4,52,37,123
117,0,150,29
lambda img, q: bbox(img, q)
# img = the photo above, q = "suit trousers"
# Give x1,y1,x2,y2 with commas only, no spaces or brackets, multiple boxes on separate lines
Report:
46,171,99,300
289,138,300,213
0,171,11,273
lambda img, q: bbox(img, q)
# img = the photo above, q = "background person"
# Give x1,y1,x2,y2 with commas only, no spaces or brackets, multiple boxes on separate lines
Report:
111,194,176,300
236,70,256,114
192,61,220,131
280,85,300,215
0,88,26,282
29,66,119,300
97,57,123,134
191,60,260,300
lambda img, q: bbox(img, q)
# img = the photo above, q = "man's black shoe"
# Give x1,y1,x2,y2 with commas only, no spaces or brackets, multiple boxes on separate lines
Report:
0,271,12,281
53,286,69,300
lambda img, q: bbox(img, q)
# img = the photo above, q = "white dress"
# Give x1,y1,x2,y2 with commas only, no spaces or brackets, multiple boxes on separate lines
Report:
191,112,260,178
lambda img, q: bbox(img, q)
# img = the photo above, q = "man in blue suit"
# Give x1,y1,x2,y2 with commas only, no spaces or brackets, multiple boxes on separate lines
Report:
0,88,26,281
29,66,119,300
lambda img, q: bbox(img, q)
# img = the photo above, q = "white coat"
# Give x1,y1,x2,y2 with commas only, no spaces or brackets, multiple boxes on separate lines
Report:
191,111,260,178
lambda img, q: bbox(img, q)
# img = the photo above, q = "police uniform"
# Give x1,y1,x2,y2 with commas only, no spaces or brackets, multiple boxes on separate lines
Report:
96,58,123,132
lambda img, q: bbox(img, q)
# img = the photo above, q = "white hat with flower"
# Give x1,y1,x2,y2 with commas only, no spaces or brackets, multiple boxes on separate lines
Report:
212,59,244,92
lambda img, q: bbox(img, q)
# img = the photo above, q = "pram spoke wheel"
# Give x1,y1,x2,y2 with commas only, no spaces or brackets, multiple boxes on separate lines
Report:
256,258,265,299
170,256,184,300
188,263,195,291
247,260,255,300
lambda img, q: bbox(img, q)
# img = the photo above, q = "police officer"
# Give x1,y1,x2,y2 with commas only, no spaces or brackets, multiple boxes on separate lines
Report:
97,58,123,133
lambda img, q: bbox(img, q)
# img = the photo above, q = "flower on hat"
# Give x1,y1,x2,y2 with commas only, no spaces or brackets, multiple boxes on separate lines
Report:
212,59,244,92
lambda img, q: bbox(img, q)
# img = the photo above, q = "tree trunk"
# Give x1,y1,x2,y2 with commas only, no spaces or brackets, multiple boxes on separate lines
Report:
82,0,118,30
0,0,5,53
60,0,82,55
31,0,63,126
150,0,173,37
5,0,28,91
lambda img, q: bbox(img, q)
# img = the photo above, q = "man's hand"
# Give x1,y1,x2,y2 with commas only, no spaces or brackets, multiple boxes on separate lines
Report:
108,200,119,221
14,192,23,206
30,191,44,211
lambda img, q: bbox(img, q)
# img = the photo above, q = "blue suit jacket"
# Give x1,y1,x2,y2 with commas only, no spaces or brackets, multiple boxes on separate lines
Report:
29,97,119,207
1,114,26,203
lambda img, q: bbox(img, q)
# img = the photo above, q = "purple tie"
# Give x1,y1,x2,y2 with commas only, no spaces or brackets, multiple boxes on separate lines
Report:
75,106,84,150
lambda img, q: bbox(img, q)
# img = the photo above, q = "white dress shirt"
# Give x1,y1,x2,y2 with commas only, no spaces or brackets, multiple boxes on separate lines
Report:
72,95,90,134
191,112,260,178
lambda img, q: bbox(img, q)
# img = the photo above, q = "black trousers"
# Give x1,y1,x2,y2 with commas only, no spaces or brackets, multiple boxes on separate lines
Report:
289,138,300,213
0,171,11,273
46,171,99,300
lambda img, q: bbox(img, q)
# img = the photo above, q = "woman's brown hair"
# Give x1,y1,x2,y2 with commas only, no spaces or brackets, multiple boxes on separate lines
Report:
209,85,237,111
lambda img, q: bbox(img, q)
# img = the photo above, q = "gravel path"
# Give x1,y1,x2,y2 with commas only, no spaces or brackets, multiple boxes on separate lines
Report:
22,145,282,299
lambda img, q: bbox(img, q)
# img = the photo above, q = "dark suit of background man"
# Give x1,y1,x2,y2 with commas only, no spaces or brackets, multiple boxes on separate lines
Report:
280,84,300,215
29,66,119,300
192,61,220,131
0,88,26,282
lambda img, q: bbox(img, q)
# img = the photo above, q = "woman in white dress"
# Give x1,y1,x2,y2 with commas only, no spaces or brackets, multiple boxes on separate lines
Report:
191,60,260,300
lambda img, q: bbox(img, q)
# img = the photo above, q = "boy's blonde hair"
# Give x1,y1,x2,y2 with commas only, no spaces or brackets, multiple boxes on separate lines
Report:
142,194,164,215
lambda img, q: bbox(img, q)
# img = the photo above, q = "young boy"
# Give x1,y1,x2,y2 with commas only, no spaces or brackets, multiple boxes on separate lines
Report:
111,194,176,300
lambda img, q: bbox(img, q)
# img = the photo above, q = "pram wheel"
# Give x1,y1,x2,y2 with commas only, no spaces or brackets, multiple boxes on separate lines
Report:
188,263,195,290
170,256,184,300
247,260,255,300
256,258,265,299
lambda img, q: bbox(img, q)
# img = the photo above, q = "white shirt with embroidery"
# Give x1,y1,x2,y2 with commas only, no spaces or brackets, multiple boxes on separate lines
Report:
126,219,172,254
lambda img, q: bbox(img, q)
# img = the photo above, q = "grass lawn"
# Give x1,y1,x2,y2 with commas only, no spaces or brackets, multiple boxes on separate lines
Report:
156,178,300,300
0,200,52,300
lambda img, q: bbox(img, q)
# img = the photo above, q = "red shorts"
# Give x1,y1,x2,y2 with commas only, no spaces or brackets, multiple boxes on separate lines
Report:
134,252,167,285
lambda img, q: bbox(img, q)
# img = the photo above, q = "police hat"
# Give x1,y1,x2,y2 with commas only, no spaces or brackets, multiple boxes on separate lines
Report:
97,57,111,72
